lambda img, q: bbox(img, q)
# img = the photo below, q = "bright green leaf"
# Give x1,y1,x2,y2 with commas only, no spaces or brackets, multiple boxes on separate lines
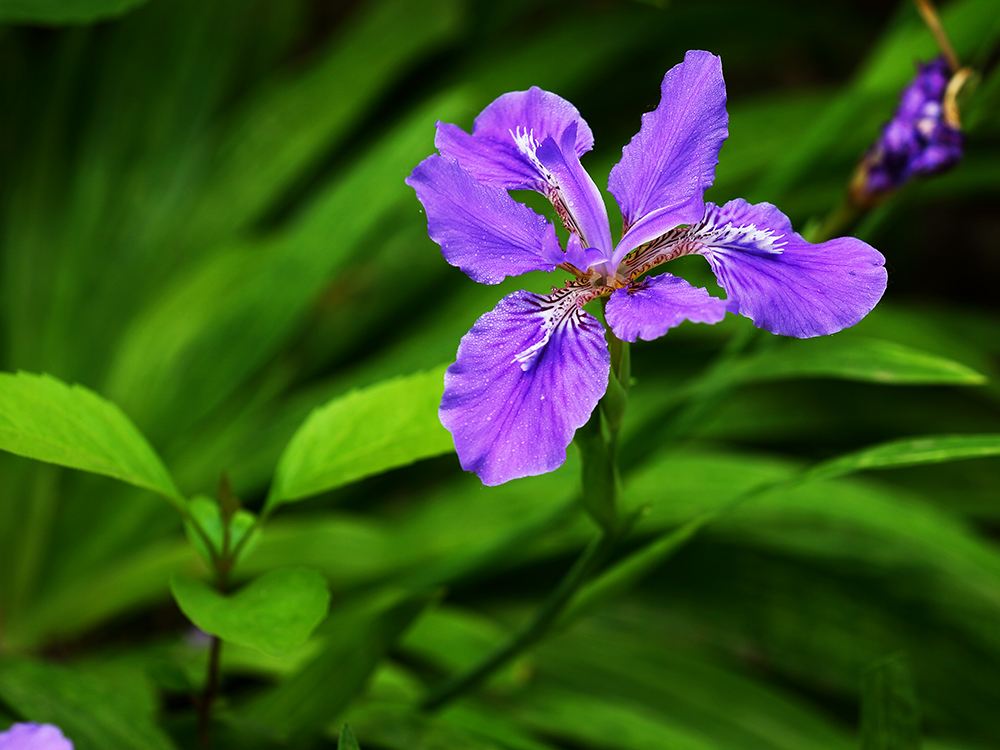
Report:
267,367,451,508
170,567,329,657
718,337,986,387
0,372,182,507
807,434,1000,481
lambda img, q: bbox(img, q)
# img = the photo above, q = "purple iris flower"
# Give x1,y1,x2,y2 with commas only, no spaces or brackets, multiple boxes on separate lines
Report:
861,56,963,195
407,50,887,486
0,724,72,750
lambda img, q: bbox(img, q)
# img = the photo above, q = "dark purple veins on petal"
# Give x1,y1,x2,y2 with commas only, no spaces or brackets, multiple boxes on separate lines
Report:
406,154,562,285
609,49,729,264
440,289,610,486
435,86,594,191
691,200,887,338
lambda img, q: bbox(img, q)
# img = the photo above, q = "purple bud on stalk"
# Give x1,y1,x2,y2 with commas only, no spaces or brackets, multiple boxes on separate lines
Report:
855,56,965,200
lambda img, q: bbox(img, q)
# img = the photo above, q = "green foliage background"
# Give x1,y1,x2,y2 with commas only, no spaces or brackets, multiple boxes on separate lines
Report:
0,0,998,747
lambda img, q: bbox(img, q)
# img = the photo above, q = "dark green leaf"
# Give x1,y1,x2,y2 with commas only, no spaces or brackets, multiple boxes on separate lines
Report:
0,658,176,750
559,514,710,629
339,724,361,750
0,0,148,24
861,655,922,750
243,591,433,741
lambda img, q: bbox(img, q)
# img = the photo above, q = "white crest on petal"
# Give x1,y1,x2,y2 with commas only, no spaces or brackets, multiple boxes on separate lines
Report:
511,288,590,371
509,126,555,183
696,209,787,256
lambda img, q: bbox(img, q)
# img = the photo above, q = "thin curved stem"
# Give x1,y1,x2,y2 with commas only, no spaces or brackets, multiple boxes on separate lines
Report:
420,530,616,713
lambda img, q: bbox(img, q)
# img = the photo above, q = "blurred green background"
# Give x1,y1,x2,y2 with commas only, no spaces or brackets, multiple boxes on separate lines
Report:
0,0,998,748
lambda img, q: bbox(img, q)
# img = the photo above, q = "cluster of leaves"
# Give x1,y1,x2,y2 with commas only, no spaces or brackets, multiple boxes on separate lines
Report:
0,0,998,748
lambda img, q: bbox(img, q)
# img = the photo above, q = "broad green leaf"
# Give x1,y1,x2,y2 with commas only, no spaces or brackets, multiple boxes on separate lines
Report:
243,591,433,742
806,434,1000,481
861,655,922,750
339,725,361,750
170,567,329,657
0,0,148,23
0,659,176,750
0,372,181,507
267,367,451,508
718,337,986,387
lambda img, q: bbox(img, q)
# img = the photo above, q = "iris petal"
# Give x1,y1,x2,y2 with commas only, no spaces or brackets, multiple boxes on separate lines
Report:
536,124,613,256
406,155,562,285
609,50,729,265
440,289,609,486
435,86,594,191
605,273,727,342
694,199,887,338
0,723,73,750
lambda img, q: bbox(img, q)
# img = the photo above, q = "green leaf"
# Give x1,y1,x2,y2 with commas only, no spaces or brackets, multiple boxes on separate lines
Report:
0,0,149,24
806,434,1000,481
717,337,986,387
0,658,176,750
267,367,451,509
339,724,361,750
170,567,329,657
0,372,182,507
243,591,434,741
861,655,922,750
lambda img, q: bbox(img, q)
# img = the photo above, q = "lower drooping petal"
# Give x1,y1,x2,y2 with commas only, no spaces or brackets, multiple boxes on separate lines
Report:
440,289,610,486
406,155,562,284
694,199,887,338
605,273,727,342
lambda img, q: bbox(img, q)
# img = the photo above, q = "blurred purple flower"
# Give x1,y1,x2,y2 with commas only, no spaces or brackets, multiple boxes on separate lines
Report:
407,50,887,486
0,723,72,750
860,57,964,196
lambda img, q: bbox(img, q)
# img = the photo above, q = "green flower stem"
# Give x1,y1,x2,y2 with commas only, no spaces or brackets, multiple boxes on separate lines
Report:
420,529,616,713
420,326,630,713
579,324,629,533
